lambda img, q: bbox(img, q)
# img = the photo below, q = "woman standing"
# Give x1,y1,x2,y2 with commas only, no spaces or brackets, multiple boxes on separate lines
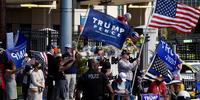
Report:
4,60,17,100
29,61,45,100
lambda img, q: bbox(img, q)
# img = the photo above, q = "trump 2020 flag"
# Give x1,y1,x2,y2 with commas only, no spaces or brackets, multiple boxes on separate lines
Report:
148,0,200,33
156,39,182,72
81,8,131,49
143,39,182,83
5,33,27,69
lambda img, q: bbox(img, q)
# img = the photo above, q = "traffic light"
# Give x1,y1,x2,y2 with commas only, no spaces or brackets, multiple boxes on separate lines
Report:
145,34,150,42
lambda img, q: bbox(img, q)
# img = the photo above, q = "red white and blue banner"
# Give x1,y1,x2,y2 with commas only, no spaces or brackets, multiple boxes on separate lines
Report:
81,8,131,49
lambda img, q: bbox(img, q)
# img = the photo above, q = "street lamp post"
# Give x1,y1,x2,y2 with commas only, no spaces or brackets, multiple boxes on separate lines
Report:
60,0,73,53
0,0,6,48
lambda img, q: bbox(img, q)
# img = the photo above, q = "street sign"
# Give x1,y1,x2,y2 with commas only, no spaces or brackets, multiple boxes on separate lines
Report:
183,39,192,43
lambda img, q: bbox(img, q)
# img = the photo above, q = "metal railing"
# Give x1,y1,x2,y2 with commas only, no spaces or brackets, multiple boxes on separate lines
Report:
20,30,60,51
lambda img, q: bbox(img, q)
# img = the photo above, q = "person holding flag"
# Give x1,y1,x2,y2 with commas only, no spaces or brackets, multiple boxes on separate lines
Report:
118,50,140,95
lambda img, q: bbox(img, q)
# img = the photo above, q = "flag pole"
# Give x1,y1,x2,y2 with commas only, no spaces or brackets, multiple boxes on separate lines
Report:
130,0,157,95
75,1,92,51
141,53,156,79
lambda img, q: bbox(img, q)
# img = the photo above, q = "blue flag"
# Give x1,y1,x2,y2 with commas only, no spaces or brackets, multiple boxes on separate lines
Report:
81,8,131,49
156,39,182,72
144,39,182,83
5,33,27,69
145,55,173,83
15,32,27,46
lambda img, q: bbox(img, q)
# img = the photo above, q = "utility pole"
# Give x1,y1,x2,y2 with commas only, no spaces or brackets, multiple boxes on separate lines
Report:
0,0,6,48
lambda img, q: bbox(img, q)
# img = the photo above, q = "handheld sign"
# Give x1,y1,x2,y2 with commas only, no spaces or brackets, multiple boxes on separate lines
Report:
142,94,160,100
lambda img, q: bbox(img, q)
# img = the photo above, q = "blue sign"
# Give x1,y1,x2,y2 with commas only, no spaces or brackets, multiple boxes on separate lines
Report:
81,8,131,49
5,33,27,69
142,94,160,100
156,39,182,71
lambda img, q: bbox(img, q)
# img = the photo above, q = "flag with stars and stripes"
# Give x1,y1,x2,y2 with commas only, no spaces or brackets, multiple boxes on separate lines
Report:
148,0,200,33
30,50,48,71
143,55,173,83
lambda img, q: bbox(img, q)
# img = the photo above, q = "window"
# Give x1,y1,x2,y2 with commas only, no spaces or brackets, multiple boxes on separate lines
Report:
118,5,124,16
176,0,200,7
177,43,200,60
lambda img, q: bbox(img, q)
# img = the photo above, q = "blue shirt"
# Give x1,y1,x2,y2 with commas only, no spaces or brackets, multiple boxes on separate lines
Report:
64,63,77,74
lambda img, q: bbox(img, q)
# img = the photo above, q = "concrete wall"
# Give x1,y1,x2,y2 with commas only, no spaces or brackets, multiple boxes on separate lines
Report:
127,2,152,27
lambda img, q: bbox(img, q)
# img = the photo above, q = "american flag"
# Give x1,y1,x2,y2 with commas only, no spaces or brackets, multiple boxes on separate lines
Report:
143,55,173,83
148,0,200,33
30,51,48,70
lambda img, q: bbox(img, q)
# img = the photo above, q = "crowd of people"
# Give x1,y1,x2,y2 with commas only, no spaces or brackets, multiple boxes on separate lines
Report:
0,42,191,100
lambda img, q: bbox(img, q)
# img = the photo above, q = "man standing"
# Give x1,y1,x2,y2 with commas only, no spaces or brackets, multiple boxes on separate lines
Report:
46,44,56,100
75,58,114,100
63,44,77,100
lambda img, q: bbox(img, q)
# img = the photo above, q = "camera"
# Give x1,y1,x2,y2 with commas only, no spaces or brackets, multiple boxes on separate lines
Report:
129,57,137,63
111,57,119,64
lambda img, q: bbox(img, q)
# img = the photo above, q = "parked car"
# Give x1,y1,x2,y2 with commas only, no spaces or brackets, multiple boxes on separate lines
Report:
180,61,200,98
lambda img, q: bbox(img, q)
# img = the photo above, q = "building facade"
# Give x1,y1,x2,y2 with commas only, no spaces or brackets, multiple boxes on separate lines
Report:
177,0,200,7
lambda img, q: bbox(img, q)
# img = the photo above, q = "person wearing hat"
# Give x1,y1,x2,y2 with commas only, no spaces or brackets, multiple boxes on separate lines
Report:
112,72,129,100
63,44,77,100
118,50,139,94
177,91,191,100
75,58,114,100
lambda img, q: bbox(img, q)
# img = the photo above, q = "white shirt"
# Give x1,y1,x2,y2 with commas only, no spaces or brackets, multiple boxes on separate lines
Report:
118,59,137,81
29,69,45,89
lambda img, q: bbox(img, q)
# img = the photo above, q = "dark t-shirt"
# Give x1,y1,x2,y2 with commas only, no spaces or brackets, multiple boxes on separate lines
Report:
54,57,65,80
76,69,109,100
47,53,56,79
